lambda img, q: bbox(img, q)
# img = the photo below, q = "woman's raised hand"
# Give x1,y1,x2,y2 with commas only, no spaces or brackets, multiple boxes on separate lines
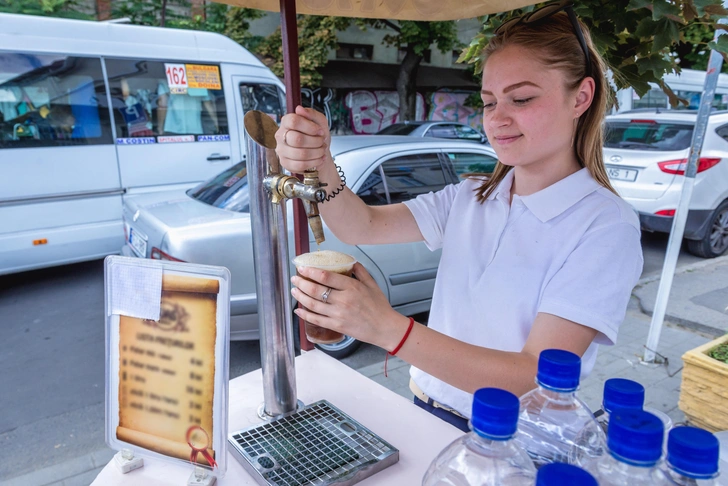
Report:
275,106,332,174
290,263,408,352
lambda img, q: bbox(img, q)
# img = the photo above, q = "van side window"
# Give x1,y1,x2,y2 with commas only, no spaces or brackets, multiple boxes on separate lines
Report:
239,84,284,122
0,53,112,148
105,59,228,141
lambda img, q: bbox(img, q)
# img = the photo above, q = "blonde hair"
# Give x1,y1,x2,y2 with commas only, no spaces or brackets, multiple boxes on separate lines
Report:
474,11,617,202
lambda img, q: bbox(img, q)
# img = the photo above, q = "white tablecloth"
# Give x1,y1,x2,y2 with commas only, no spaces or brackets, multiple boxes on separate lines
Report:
92,350,462,485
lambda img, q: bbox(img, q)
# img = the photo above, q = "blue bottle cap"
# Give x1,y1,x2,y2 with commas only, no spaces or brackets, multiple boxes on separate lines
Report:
603,378,645,414
608,410,664,466
536,349,581,391
470,388,520,440
667,426,719,479
536,463,598,486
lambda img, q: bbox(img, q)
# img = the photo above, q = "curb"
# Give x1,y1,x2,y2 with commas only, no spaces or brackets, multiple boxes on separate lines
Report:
2,448,114,486
633,254,728,337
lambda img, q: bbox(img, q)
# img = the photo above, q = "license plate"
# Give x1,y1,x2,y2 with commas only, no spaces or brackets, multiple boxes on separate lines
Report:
606,166,638,182
127,226,148,257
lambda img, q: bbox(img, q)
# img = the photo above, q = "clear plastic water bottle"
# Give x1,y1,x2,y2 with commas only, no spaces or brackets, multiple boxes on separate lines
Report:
588,409,672,485
536,463,598,485
663,426,720,485
571,377,643,468
422,387,537,486
514,349,606,468
596,378,645,431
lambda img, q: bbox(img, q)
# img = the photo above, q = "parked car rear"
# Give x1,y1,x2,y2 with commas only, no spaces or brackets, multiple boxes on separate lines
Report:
604,110,728,258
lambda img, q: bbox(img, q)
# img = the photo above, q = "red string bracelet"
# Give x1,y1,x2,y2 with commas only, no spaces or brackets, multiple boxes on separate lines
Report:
384,316,415,378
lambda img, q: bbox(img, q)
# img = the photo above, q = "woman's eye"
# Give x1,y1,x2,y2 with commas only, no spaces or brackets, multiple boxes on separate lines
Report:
483,101,496,110
514,98,533,105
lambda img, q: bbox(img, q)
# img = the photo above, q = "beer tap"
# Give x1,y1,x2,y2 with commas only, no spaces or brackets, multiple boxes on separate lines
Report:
244,110,327,245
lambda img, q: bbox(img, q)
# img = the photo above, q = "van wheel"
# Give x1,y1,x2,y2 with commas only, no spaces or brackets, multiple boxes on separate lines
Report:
315,335,362,359
687,200,728,258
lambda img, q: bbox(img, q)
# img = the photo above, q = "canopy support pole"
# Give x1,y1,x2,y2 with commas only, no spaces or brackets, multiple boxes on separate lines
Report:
642,29,725,364
280,0,314,351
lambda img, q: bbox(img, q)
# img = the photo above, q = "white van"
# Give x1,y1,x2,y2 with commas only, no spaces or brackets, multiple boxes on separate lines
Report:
0,13,285,275
614,68,728,112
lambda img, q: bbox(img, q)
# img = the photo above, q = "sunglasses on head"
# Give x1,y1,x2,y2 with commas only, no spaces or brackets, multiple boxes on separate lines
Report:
495,0,591,77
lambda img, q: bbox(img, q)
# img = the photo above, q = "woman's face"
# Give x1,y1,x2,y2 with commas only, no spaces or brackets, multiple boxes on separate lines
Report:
481,44,578,171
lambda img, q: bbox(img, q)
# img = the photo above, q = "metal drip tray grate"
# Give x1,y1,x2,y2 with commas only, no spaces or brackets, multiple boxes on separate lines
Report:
228,400,399,486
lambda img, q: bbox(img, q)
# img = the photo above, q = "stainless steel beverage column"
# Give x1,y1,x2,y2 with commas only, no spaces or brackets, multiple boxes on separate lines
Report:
245,114,299,417
244,111,327,418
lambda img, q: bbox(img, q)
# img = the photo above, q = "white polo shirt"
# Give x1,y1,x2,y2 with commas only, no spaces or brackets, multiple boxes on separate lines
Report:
404,167,643,418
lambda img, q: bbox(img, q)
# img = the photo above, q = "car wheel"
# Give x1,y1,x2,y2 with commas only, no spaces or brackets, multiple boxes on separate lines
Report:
315,335,362,359
687,200,728,258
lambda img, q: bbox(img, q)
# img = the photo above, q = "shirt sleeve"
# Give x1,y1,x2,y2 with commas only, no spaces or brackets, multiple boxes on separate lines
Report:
537,222,643,345
403,181,463,251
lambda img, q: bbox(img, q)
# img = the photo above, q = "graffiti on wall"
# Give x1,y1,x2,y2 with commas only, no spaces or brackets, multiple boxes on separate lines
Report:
428,91,484,132
344,90,425,134
302,87,335,127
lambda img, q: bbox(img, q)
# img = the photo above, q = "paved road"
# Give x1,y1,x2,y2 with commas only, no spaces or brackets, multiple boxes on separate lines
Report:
0,230,704,481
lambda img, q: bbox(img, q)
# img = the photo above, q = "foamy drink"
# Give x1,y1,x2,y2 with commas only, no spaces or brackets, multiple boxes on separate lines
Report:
292,250,357,344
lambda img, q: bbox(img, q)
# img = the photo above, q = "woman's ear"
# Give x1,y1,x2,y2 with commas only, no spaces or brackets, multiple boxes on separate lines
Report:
574,77,595,117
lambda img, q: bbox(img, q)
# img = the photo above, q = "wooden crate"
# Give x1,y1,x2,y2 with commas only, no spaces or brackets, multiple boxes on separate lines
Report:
679,334,728,432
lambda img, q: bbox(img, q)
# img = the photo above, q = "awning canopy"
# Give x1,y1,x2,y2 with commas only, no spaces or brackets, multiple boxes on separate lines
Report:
318,61,479,90
214,0,537,21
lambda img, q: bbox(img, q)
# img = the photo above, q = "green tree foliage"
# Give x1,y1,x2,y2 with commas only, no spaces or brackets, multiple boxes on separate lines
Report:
112,0,189,26
0,0,92,20
460,0,728,108
222,7,266,50
358,19,460,120
255,15,351,87
675,20,728,72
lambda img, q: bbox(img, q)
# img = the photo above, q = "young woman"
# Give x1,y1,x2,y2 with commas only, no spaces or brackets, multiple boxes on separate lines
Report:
275,6,643,432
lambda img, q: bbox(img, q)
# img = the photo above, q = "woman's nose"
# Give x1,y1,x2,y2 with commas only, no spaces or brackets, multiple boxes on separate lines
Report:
487,104,511,128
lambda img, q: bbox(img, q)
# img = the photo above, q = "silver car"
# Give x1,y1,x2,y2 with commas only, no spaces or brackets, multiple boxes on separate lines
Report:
120,136,498,357
377,121,488,144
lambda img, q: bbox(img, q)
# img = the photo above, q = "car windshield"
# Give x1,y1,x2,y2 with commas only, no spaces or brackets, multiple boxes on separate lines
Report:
187,161,250,212
377,124,420,135
604,120,694,151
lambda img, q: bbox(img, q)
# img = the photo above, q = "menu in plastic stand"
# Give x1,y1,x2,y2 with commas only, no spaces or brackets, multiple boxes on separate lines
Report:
104,256,230,476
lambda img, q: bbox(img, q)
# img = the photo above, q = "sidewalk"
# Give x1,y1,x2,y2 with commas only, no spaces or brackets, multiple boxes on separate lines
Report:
7,256,727,486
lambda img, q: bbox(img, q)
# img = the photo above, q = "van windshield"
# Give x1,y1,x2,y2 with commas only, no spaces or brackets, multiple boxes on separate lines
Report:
604,120,694,151
188,161,250,212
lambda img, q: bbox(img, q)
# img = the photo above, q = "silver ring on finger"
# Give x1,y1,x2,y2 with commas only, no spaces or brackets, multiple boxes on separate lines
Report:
321,287,332,304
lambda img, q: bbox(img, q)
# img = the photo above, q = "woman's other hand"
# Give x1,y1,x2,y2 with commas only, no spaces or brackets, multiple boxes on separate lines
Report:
275,106,332,174
290,263,409,352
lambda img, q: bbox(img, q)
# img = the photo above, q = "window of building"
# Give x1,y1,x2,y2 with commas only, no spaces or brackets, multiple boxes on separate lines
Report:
0,53,112,148
336,44,374,61
105,58,228,140
632,88,668,110
673,90,728,111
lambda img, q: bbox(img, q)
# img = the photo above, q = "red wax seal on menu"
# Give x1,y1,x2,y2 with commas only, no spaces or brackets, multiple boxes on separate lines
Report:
186,425,218,468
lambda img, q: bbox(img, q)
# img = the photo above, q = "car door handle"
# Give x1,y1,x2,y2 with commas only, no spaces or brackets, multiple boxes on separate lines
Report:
207,154,231,161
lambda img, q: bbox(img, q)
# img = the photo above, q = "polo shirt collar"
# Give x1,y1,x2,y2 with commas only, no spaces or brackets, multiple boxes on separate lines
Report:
487,168,602,222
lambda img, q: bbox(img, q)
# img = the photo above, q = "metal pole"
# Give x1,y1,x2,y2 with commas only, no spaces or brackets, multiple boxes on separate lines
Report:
643,29,725,363
246,128,298,417
280,0,315,351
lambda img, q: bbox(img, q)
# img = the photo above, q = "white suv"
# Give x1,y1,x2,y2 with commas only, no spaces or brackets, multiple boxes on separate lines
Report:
604,109,728,258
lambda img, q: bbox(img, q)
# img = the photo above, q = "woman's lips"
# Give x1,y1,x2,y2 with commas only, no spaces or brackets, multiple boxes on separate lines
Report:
494,135,521,145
